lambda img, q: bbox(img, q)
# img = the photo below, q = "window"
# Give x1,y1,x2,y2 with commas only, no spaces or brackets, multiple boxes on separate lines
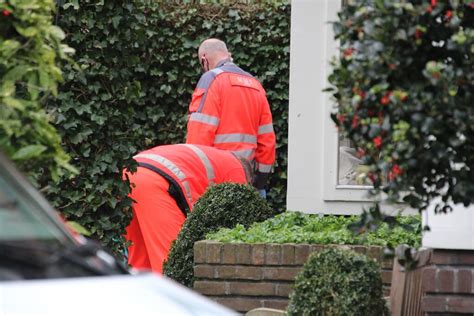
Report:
287,0,373,214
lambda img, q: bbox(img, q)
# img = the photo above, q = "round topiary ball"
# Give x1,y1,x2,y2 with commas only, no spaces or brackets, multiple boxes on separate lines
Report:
163,183,278,287
287,247,387,316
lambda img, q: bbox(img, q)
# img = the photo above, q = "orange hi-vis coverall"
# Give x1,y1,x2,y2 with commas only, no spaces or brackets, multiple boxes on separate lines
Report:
125,144,248,273
186,59,276,190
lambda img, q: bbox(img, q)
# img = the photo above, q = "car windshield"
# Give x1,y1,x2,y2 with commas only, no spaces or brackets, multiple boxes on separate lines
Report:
0,154,71,244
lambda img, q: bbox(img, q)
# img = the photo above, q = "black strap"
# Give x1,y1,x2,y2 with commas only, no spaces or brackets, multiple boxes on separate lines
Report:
137,162,190,217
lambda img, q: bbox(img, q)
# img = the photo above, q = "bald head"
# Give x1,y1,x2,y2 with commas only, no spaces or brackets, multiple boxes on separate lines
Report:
198,38,231,71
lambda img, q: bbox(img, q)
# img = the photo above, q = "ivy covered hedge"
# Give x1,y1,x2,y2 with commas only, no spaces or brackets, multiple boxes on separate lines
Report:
47,1,289,255
206,211,421,248
0,0,75,185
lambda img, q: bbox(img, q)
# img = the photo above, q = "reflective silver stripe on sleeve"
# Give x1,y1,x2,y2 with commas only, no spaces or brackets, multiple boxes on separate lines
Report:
258,123,274,135
214,133,257,144
257,163,273,173
231,149,255,159
134,153,193,205
189,113,220,126
182,144,215,184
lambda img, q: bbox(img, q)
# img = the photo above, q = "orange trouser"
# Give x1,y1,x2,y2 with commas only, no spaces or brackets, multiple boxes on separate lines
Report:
125,167,186,273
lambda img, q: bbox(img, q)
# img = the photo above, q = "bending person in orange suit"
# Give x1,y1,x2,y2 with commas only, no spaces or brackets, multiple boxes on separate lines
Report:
124,144,253,273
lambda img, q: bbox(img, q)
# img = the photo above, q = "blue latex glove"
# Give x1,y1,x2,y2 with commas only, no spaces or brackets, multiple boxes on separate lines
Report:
258,189,267,199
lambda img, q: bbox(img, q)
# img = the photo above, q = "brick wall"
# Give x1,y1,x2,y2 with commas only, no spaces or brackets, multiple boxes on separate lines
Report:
421,249,474,315
193,241,393,313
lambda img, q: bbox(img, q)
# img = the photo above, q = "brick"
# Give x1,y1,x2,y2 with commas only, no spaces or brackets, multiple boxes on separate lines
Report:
422,296,447,312
193,241,207,263
456,269,473,293
213,297,262,313
352,245,368,255
381,257,394,269
367,246,383,262
281,244,296,265
235,243,252,264
206,241,222,264
193,280,227,296
221,243,236,264
446,295,474,313
438,269,455,293
262,299,289,310
262,267,300,281
295,244,310,264
275,283,294,297
215,265,262,280
309,244,325,254
229,282,276,296
334,244,351,252
251,243,266,265
431,249,474,265
381,270,392,284
194,265,214,279
422,267,437,293
265,244,282,265
215,265,237,279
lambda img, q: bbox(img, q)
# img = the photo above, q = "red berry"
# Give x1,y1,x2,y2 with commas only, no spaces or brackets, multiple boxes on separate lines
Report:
445,10,453,19
343,48,354,58
373,136,382,148
415,29,423,39
431,0,437,7
3,9,11,16
352,114,359,128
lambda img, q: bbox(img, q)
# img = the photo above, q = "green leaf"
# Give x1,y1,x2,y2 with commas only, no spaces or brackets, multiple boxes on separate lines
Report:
66,221,92,236
12,145,47,160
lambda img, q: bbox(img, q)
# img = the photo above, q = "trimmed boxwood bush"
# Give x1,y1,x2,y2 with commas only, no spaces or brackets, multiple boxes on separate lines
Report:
206,211,421,248
287,248,387,316
163,183,278,287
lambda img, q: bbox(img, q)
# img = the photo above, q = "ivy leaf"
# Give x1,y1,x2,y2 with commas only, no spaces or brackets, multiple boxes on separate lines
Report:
12,145,47,160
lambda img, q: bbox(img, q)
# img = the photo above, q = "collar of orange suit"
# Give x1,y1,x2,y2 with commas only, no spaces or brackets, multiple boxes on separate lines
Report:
216,58,233,68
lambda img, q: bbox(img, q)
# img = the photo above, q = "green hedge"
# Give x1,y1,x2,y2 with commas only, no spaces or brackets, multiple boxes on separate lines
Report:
287,248,387,316
46,1,289,255
206,211,421,248
0,0,74,185
163,183,278,287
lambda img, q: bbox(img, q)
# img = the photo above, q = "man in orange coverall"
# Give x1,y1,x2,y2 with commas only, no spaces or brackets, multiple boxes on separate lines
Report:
186,38,276,198
124,144,252,273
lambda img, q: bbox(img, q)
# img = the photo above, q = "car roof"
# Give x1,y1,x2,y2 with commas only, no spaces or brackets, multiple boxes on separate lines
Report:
0,273,237,316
